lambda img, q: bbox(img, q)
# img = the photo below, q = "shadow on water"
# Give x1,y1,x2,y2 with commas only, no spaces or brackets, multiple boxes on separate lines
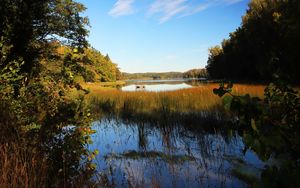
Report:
88,116,265,187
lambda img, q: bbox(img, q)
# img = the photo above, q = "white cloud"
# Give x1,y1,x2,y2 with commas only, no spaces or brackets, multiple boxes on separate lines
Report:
109,0,135,17
183,0,244,17
108,0,244,22
148,0,244,23
149,0,188,23
223,0,244,5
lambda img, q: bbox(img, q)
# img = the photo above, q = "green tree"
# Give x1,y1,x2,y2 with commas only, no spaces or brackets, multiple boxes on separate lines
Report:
206,0,300,82
0,1,97,186
0,0,89,76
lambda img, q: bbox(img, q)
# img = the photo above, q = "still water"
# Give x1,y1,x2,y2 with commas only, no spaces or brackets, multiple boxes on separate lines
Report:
121,79,205,92
88,118,264,187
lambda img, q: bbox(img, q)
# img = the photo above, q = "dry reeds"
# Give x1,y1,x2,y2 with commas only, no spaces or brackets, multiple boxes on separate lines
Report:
87,84,265,120
0,143,47,188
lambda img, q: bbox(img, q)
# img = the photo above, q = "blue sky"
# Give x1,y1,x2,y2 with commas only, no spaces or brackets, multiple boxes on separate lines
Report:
79,0,249,73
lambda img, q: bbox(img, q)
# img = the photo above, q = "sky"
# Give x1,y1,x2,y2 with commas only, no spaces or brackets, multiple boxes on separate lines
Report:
79,0,250,73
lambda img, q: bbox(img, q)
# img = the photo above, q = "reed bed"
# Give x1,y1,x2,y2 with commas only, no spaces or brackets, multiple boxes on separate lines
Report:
0,143,48,188
87,84,265,121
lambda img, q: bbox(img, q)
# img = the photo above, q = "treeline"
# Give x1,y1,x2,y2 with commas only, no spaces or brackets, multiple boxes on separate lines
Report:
183,68,207,78
54,45,122,82
206,0,300,82
123,69,207,80
122,72,183,80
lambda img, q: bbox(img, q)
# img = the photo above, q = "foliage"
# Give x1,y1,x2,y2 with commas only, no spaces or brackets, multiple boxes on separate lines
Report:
123,69,207,80
0,43,96,186
206,0,300,82
122,71,183,80
214,81,300,186
0,0,100,186
87,84,265,125
0,0,89,76
55,46,121,82
0,37,24,95
183,68,208,79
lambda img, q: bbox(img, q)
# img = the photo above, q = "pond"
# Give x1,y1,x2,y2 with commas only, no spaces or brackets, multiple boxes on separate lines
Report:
88,118,265,187
121,78,207,92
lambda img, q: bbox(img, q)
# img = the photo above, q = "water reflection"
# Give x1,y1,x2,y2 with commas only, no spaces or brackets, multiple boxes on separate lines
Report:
122,83,192,92
88,118,264,187
121,79,207,92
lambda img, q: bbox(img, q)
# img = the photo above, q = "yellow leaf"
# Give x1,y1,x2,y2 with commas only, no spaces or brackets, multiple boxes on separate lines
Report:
251,118,258,132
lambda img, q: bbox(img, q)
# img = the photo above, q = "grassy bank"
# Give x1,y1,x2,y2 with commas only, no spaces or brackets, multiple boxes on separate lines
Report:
81,81,126,90
86,84,265,123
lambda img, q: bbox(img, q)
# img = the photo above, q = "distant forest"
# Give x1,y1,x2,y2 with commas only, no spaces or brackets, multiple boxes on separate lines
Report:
123,68,207,80
206,0,300,82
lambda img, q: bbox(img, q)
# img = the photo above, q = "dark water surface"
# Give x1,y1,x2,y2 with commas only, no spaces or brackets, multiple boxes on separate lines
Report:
88,118,264,187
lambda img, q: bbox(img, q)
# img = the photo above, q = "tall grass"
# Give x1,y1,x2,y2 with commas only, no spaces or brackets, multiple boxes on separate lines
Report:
0,143,47,188
87,84,265,122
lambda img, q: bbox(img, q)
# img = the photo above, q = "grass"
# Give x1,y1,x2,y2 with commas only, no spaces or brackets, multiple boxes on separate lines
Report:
0,141,98,188
105,150,196,163
0,143,48,188
81,81,126,91
86,83,265,122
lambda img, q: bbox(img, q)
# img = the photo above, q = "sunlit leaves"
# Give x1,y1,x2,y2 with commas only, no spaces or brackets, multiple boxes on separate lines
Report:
213,81,300,186
206,0,300,82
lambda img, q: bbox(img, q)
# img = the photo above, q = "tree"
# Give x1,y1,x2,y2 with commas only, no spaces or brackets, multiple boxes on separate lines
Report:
0,0,89,76
0,1,95,185
206,0,300,82
206,46,224,79
183,68,208,78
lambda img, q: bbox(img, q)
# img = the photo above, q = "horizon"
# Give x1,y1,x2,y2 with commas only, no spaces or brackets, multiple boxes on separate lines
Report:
80,0,250,73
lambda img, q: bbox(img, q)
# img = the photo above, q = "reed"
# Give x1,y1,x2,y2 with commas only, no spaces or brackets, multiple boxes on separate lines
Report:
0,143,48,188
87,84,265,122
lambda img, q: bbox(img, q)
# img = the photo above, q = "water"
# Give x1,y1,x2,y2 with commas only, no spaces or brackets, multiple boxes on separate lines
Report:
121,78,206,92
88,118,264,187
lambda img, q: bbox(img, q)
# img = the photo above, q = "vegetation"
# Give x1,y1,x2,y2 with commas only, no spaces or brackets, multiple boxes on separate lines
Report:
206,0,300,186
122,69,208,80
214,80,300,187
122,71,183,80
55,45,122,83
183,68,208,79
1,0,299,186
87,84,265,124
105,150,196,163
0,0,98,187
206,0,300,82
123,69,208,80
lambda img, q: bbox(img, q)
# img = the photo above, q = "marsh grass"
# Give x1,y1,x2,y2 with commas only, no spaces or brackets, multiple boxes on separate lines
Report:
0,143,48,188
0,142,99,188
105,150,196,163
90,118,251,187
87,84,265,124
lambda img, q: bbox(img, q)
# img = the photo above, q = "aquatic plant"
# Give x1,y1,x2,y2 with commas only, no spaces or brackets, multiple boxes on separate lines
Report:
87,84,265,124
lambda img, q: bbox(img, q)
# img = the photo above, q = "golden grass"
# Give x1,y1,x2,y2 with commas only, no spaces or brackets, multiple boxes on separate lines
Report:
0,143,47,188
81,81,125,90
87,84,266,117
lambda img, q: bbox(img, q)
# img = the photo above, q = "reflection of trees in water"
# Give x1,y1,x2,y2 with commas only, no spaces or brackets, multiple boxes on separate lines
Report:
137,123,148,151
99,117,250,187
42,126,94,186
